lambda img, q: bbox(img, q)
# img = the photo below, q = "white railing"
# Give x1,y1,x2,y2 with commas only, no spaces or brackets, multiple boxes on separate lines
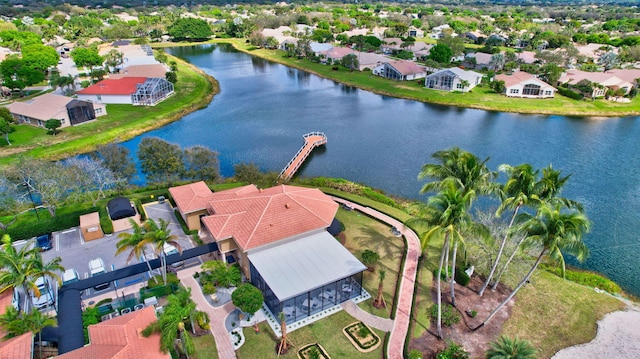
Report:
278,132,327,182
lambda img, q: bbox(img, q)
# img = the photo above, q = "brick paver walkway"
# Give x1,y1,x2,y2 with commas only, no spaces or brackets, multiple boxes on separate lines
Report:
332,197,420,359
177,265,237,359
341,300,394,332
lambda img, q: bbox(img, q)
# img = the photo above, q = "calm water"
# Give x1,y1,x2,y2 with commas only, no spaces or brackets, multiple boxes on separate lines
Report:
121,44,640,296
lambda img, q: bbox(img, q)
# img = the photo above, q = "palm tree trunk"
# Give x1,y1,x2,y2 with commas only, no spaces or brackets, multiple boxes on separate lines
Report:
450,241,458,307
444,241,450,280
492,233,527,291
436,235,449,340
161,253,167,285
474,248,546,331
479,205,520,296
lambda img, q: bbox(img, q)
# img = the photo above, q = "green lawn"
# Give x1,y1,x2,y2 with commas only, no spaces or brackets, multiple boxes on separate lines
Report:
223,39,640,117
236,310,386,359
0,55,217,164
336,208,405,318
192,333,219,359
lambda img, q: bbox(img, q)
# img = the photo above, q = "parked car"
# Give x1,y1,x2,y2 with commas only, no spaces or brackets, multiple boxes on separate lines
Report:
62,268,79,286
31,277,54,309
163,243,184,269
88,258,109,291
36,233,53,251
12,288,20,311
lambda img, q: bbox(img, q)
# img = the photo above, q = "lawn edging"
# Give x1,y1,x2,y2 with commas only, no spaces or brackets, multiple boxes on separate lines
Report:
342,321,381,353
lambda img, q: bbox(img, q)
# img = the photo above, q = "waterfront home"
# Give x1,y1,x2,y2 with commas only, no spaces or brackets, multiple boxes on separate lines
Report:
376,60,427,81
495,71,556,98
465,52,494,70
425,67,483,92
109,64,168,79
76,77,174,106
170,182,367,324
559,69,634,97
7,93,106,128
320,46,355,64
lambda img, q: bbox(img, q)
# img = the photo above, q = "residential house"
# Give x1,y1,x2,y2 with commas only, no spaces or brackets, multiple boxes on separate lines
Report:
429,24,454,39
381,38,432,59
57,306,169,359
320,47,355,64
460,31,483,43
261,26,298,49
408,26,424,38
356,51,391,71
465,52,494,70
109,64,168,80
559,69,634,97
0,289,32,359
98,44,158,68
425,67,483,92
170,182,367,324
76,77,174,106
7,93,106,128
495,71,556,98
378,60,427,81
516,51,537,65
575,43,617,62
310,42,333,56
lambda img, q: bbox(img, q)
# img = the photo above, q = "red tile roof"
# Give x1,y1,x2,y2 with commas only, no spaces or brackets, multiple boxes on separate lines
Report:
169,181,215,214
387,60,426,76
201,185,338,251
0,290,32,359
58,306,168,359
76,77,147,95
495,71,552,88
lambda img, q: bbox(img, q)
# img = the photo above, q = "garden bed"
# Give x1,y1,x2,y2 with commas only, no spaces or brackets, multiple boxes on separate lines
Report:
342,322,381,352
297,343,330,359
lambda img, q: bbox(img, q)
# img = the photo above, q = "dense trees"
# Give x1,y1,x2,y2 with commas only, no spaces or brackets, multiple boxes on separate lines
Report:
70,47,103,68
168,18,213,42
428,44,453,64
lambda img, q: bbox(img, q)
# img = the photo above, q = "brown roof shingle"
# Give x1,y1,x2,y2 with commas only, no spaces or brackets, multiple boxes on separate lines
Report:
7,93,73,121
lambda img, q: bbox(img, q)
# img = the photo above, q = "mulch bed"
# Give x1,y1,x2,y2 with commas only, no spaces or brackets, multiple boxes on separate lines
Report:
409,275,516,359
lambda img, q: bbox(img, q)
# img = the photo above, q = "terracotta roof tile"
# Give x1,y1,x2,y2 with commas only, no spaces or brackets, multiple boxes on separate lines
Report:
109,64,167,80
76,77,147,95
495,71,553,88
58,306,168,359
387,60,426,76
0,332,32,359
169,181,214,214
202,185,338,251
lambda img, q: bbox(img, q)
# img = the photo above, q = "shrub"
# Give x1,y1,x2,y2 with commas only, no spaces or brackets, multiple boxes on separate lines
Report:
557,86,584,100
231,283,264,316
429,304,460,327
544,265,622,294
454,267,470,286
94,298,113,307
82,307,100,343
202,282,216,295
1,206,99,240
133,199,146,221
435,340,469,359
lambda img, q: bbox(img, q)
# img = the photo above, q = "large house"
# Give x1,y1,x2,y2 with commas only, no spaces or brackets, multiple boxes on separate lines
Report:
170,182,367,324
7,93,106,128
76,77,174,106
558,69,635,97
495,71,556,98
425,67,483,92
377,60,427,81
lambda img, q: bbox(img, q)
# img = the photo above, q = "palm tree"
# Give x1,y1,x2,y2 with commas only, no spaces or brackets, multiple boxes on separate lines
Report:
116,219,155,278
144,218,182,285
145,289,196,356
373,269,387,308
31,252,64,314
27,310,57,359
485,336,536,359
474,203,590,329
277,312,290,355
479,164,539,296
0,235,41,313
491,165,579,291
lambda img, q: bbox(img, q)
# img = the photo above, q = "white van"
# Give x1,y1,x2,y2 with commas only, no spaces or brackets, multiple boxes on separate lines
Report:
62,269,79,286
31,277,54,309
163,243,184,268
88,258,109,290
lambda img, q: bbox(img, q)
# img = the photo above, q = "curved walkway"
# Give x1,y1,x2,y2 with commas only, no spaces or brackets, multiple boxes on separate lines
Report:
332,197,421,359
341,300,394,332
177,266,238,359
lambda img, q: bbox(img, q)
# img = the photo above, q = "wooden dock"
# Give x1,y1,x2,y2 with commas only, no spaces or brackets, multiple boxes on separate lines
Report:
278,132,327,182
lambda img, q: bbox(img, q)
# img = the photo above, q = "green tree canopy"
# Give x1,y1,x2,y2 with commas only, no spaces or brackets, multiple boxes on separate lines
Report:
428,44,453,64
70,47,104,68
231,283,264,316
168,18,213,42
21,44,59,71
0,56,45,93
138,137,185,184
183,145,219,182
45,119,61,135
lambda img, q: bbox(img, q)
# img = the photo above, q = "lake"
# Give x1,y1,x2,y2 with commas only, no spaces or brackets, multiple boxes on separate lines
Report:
121,44,640,296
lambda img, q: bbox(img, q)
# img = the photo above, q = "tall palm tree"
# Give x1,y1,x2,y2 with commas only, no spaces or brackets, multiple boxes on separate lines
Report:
0,235,41,313
479,164,539,296
144,218,182,285
491,165,579,291
418,147,496,198
485,336,536,359
31,252,64,314
116,219,155,277
412,183,474,339
475,203,590,330
28,310,57,359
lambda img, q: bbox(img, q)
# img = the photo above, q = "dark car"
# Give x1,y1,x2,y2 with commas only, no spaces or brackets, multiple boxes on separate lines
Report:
36,233,53,251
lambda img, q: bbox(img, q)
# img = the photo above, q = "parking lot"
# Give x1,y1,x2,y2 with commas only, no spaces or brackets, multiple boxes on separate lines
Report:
27,201,196,305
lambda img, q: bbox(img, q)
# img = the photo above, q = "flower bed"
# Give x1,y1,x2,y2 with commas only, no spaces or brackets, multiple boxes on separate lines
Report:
342,322,380,353
297,343,330,359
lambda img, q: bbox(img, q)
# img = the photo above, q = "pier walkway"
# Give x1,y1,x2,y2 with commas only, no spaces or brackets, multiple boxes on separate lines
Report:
278,132,327,182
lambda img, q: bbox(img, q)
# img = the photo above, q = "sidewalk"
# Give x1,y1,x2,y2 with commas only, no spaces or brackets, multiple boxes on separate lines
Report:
177,265,238,359
332,197,420,359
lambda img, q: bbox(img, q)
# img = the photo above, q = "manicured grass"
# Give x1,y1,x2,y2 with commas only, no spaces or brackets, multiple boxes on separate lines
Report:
501,270,625,358
192,333,219,359
236,310,386,359
336,208,405,318
315,187,413,223
224,39,640,117
0,54,217,164
0,123,47,148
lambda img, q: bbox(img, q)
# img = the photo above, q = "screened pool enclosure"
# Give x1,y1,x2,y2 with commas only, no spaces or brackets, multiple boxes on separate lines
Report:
131,78,174,106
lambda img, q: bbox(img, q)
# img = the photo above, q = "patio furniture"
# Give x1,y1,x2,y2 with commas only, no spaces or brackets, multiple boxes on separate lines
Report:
322,289,336,300
342,284,353,293
283,306,295,317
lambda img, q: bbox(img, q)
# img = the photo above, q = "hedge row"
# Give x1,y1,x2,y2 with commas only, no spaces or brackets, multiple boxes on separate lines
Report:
1,206,98,240
544,265,622,294
557,86,584,100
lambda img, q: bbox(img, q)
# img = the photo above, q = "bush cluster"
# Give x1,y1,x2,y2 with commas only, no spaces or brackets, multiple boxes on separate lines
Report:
429,304,460,327
557,86,584,100
544,265,622,294
1,207,97,240
454,268,470,287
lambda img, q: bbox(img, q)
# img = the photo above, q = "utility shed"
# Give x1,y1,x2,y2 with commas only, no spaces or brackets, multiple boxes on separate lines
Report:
79,212,103,241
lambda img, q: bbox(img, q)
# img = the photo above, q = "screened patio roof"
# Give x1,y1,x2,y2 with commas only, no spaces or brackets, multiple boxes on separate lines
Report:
248,231,366,301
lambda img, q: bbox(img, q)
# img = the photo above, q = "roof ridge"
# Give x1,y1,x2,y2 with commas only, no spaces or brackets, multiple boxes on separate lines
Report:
285,190,330,224
245,196,273,248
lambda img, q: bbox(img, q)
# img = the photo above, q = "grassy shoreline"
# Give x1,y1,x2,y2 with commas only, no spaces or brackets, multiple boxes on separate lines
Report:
215,38,640,118
0,53,219,165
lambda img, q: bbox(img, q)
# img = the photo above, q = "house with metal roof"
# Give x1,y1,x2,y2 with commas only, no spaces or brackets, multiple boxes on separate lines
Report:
7,93,106,128
170,182,367,324
495,71,556,98
425,67,484,92
76,77,174,106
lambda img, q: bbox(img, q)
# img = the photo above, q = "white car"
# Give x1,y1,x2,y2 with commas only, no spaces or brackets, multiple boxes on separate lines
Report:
62,269,79,286
11,288,19,311
163,243,184,268
89,258,109,290
31,277,54,309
